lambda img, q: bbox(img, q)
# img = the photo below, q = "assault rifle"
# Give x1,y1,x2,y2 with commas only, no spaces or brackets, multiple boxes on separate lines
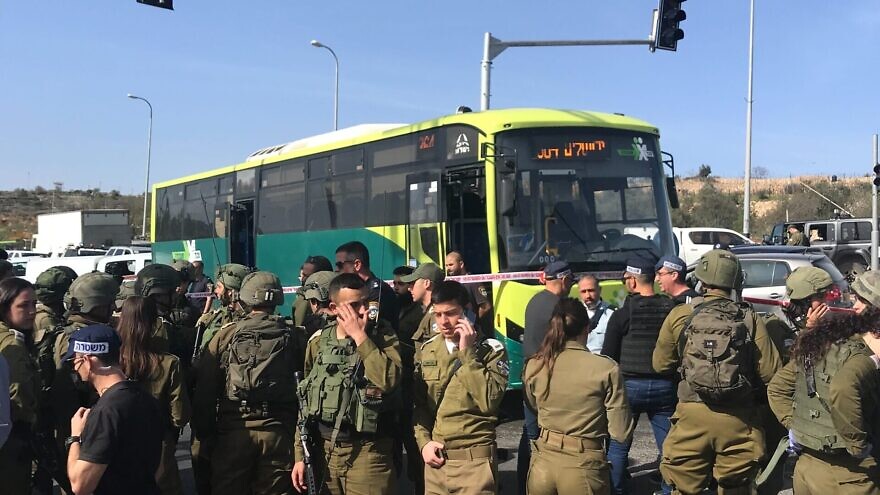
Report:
294,371,318,495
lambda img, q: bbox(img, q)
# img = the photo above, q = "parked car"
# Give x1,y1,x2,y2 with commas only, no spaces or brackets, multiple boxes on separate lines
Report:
6,250,48,259
764,217,875,282
105,245,151,257
97,253,153,280
729,245,850,319
673,227,754,265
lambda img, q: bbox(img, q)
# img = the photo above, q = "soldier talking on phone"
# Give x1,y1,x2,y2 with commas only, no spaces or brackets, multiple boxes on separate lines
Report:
412,281,508,494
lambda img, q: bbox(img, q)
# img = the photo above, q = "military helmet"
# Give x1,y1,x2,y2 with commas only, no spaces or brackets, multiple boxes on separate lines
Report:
171,259,193,283
34,266,78,304
214,263,251,291
135,264,181,297
786,266,833,301
694,249,744,290
851,271,880,308
239,271,284,307
67,271,120,314
115,279,136,311
303,271,335,302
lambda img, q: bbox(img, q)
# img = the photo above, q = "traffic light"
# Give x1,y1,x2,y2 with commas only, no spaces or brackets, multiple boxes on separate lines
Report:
655,0,686,51
137,0,173,10
873,163,880,187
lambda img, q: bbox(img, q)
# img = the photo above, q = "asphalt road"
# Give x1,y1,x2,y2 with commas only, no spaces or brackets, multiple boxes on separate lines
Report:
170,391,794,495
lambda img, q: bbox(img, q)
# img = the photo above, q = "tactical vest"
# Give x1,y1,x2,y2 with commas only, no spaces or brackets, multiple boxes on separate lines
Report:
791,338,872,453
225,315,297,409
298,325,390,434
619,294,676,376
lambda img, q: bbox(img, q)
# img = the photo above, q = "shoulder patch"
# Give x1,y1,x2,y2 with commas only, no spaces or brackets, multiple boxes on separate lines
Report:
483,338,504,352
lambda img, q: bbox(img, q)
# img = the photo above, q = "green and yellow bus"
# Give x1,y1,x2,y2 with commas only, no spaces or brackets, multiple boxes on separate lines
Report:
151,107,678,387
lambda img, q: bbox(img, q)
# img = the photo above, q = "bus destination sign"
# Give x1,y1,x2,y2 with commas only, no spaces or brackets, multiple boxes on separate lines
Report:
533,138,609,161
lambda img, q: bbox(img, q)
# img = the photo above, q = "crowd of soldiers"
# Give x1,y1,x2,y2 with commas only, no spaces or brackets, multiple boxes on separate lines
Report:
0,240,879,494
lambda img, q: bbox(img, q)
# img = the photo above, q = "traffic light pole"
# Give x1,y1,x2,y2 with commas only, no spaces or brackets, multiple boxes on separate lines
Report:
872,134,878,271
480,11,660,111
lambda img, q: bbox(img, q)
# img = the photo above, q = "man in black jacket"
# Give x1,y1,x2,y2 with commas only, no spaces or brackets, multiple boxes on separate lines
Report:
601,257,677,495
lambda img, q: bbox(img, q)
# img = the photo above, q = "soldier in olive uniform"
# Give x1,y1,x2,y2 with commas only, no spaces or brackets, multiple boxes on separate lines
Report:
170,259,201,328
403,263,446,346
293,256,333,327
786,225,808,246
292,273,403,495
652,249,782,494
300,271,336,336
190,263,251,495
135,264,196,367
767,271,880,494
524,298,634,495
756,266,834,494
32,266,77,342
0,277,41,494
193,271,298,495
412,280,508,495
31,266,77,493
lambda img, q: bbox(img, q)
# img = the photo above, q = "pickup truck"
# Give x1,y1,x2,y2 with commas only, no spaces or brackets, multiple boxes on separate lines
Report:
673,227,754,265
765,217,874,282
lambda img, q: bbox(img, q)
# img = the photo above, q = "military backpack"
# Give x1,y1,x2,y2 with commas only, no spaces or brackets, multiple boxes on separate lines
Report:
225,316,298,406
678,297,755,404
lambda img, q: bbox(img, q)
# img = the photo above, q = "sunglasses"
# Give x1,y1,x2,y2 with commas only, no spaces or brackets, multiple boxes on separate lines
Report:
335,259,357,270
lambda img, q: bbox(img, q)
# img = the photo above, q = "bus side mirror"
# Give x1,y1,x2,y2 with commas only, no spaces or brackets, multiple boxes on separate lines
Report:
762,234,772,245
499,174,517,217
666,177,680,209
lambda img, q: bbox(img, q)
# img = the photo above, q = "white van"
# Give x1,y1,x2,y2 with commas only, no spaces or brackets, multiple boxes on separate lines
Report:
673,227,754,265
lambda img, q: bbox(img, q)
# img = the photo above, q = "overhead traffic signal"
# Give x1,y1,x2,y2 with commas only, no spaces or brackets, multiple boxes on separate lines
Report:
137,0,173,10
873,163,880,187
655,0,686,51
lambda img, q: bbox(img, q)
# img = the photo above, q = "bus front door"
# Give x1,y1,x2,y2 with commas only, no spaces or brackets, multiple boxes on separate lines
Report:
228,200,255,267
444,166,490,276
406,173,445,266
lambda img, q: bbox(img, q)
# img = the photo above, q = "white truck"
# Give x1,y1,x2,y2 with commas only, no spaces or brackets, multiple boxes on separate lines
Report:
34,210,132,255
673,227,755,265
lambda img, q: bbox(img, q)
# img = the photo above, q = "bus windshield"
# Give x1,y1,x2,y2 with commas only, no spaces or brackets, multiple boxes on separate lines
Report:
497,128,675,273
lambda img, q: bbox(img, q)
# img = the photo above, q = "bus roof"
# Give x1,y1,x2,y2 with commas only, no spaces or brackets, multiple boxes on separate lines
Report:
154,107,659,190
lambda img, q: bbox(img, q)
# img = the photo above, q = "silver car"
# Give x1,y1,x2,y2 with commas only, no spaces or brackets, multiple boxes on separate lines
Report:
730,246,850,318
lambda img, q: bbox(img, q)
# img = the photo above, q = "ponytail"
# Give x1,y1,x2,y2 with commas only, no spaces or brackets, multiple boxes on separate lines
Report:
523,298,589,398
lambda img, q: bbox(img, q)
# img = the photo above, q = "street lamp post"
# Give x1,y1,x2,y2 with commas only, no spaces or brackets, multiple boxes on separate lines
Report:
127,94,153,239
310,39,339,131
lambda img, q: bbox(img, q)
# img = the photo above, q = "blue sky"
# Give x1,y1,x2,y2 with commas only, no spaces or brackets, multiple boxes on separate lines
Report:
2,1,879,193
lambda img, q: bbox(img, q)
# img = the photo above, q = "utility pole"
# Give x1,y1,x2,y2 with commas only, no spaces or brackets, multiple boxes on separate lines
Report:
872,134,879,271
742,0,756,237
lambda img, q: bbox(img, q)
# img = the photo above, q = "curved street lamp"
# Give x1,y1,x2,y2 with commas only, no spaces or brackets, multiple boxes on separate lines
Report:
310,39,339,130
127,93,153,239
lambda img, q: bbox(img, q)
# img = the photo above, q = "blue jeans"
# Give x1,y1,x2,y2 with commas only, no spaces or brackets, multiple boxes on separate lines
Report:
608,377,677,495
517,401,540,495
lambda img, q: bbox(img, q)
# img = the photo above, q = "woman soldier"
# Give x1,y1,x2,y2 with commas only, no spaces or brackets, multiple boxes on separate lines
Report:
0,277,40,494
117,295,192,495
767,270,880,494
524,298,633,495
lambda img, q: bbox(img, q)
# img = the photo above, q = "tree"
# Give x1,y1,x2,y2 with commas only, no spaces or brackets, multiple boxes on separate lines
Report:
753,166,769,179
697,164,712,178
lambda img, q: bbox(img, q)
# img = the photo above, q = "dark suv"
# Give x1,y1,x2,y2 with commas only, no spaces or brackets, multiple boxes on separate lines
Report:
765,218,874,282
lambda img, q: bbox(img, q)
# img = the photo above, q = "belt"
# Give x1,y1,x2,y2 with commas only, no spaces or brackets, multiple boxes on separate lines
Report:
538,429,604,452
443,444,495,461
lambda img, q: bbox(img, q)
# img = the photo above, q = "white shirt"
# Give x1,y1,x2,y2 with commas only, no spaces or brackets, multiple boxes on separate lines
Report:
445,339,457,354
584,300,614,354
